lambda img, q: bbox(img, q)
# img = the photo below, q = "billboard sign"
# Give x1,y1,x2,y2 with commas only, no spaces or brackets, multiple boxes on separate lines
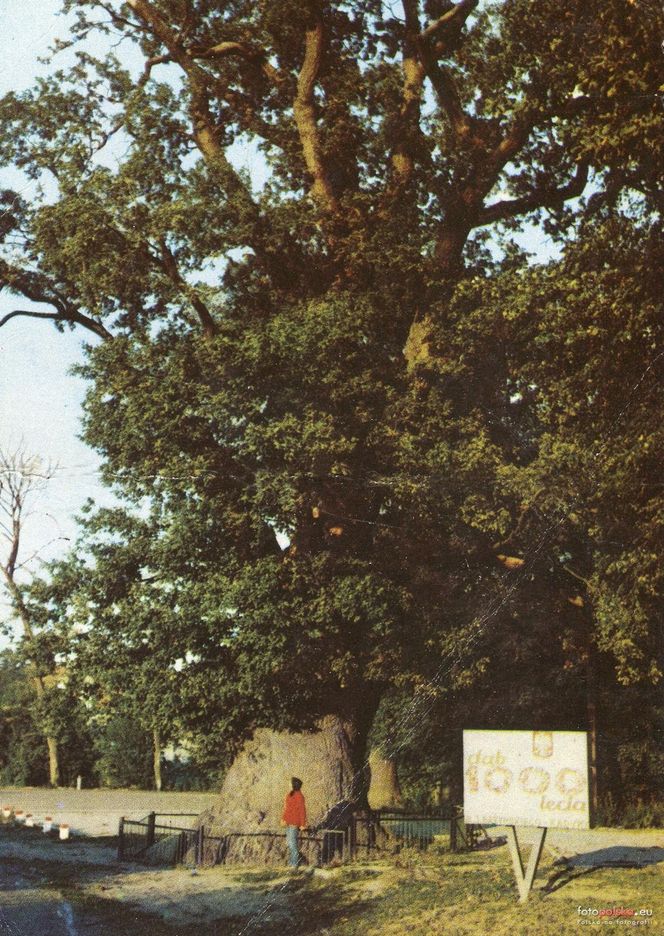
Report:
463,730,590,829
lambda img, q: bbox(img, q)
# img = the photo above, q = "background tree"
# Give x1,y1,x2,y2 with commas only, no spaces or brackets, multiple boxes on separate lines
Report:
1,0,662,816
0,645,162,789
28,505,192,791
0,444,64,786
0,648,50,786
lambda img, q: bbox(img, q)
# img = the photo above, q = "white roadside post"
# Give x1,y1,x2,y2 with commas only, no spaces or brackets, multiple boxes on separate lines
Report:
463,730,591,903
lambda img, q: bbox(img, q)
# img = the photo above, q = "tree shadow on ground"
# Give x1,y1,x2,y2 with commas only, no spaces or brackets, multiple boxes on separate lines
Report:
192,873,378,936
544,846,664,894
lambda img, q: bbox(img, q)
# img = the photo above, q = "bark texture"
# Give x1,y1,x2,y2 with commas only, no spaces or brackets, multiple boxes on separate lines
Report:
153,728,163,792
367,751,403,809
200,716,368,864
205,716,361,830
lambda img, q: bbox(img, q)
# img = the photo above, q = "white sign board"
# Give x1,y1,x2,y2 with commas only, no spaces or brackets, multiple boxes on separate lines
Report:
463,730,590,829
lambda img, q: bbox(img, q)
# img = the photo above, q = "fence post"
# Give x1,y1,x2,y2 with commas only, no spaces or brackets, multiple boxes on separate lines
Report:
196,825,205,866
450,813,458,853
178,830,187,865
146,812,156,849
118,817,125,860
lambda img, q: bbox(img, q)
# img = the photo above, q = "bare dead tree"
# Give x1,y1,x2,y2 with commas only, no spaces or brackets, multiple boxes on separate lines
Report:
0,443,61,787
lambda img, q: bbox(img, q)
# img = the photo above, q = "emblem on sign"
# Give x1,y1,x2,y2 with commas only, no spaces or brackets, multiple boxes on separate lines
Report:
532,731,554,758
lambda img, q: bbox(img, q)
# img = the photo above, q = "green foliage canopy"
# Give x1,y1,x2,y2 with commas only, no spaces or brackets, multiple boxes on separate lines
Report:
1,1,662,759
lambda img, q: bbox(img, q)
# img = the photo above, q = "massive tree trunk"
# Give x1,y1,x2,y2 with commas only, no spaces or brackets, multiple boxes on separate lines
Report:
367,751,403,809
200,710,379,865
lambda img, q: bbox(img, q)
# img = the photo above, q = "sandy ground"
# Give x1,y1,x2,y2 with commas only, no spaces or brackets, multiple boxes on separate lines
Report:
0,825,314,930
1,792,662,931
1,809,663,930
85,861,306,927
0,787,218,836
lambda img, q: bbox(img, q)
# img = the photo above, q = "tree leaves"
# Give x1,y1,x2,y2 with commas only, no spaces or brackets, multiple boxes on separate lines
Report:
2,2,663,789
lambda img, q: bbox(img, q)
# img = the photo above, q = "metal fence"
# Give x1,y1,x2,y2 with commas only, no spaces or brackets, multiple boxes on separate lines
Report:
117,808,477,868
118,813,200,864
117,813,347,867
210,829,347,867
346,808,474,858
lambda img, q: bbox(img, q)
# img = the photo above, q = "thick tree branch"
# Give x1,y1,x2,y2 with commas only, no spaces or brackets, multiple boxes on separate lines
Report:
90,0,152,40
1,258,114,338
124,0,239,164
472,83,635,214
486,111,534,180
477,160,590,226
447,108,535,227
418,50,480,146
421,0,480,41
0,309,66,329
125,0,267,159
189,40,284,85
125,0,299,285
141,53,173,80
390,1,426,188
183,39,290,149
157,240,217,337
293,20,340,213
193,40,255,58
0,308,112,340
414,0,483,146
124,0,186,62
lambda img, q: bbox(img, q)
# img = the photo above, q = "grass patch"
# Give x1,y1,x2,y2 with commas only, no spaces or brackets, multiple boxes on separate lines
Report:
214,847,664,936
231,868,288,884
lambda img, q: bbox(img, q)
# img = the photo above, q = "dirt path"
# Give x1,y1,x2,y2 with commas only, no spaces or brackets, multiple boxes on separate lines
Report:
1,811,662,933
0,822,303,932
0,859,103,936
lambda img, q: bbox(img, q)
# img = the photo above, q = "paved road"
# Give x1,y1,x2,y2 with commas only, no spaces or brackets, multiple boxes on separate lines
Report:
0,787,218,837
489,824,663,854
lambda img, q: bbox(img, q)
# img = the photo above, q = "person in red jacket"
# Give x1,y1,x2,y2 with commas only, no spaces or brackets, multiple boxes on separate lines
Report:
281,777,307,868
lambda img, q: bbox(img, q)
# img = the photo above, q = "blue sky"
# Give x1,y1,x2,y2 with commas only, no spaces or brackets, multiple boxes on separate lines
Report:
0,0,110,634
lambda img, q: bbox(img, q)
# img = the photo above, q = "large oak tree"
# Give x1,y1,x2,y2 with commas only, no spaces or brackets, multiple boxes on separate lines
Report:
2,1,662,811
